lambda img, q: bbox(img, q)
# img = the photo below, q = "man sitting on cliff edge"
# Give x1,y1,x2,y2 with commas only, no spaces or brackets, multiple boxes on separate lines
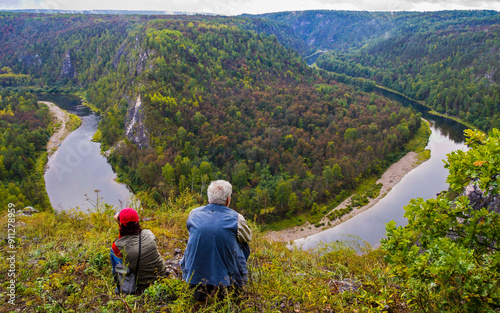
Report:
180,180,252,301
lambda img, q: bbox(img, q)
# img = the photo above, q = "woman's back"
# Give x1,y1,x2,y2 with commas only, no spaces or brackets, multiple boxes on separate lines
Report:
114,229,167,284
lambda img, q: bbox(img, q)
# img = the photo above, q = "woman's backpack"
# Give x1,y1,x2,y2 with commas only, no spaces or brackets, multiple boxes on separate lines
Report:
115,232,142,294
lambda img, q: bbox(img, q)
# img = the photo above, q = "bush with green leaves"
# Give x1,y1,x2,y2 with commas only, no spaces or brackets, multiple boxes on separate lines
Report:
382,129,500,312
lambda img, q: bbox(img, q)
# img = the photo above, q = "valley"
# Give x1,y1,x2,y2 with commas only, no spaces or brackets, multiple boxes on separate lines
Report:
0,9,498,312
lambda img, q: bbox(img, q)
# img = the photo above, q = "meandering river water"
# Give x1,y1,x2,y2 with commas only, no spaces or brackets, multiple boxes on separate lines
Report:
42,94,133,211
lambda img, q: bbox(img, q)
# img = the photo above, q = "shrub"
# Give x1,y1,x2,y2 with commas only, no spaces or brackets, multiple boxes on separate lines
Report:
382,129,500,312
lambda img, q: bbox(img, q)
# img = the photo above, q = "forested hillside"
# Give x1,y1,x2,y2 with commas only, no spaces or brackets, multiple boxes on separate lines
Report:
0,12,305,87
316,23,500,130
254,10,499,53
251,10,395,52
97,19,421,221
0,90,52,210
0,13,139,86
254,10,500,131
0,13,421,219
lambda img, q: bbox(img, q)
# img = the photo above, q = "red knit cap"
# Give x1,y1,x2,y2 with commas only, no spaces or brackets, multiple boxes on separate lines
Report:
119,208,139,225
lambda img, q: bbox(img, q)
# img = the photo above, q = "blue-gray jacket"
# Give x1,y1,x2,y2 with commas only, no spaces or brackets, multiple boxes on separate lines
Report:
180,204,251,287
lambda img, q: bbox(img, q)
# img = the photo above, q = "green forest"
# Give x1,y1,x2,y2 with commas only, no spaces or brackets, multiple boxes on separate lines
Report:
0,90,52,210
0,13,422,222
104,20,421,222
254,10,500,130
0,10,499,312
315,28,500,130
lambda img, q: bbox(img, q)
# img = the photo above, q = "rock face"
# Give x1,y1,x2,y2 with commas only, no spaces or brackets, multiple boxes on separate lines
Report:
114,36,151,149
464,181,500,214
18,206,39,216
18,52,42,67
164,248,183,278
329,278,360,293
136,49,149,74
60,50,76,79
113,41,128,69
113,35,149,75
125,95,149,149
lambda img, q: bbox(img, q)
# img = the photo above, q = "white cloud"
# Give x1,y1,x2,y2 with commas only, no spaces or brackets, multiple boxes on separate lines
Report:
1,0,499,14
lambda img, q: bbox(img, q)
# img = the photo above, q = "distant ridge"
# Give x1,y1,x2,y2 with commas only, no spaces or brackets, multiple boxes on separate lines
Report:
1,9,217,16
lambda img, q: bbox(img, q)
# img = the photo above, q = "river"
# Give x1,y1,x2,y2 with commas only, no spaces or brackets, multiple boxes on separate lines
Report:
295,114,469,250
41,94,134,211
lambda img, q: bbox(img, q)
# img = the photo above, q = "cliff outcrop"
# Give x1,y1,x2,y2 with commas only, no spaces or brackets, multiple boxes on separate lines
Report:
60,50,76,79
125,95,149,149
464,180,500,215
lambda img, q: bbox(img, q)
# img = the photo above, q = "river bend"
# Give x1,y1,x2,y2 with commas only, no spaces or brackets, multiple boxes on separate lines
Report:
43,96,133,211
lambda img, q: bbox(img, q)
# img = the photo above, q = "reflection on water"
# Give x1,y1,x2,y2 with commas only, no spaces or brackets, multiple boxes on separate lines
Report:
38,93,91,116
294,121,468,250
421,112,467,144
42,94,133,211
374,86,468,145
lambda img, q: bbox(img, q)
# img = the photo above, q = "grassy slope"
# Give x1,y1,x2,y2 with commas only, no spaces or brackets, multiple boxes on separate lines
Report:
1,197,405,312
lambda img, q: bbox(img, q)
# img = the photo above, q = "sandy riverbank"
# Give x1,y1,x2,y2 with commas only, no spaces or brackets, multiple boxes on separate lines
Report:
266,151,426,242
40,101,71,157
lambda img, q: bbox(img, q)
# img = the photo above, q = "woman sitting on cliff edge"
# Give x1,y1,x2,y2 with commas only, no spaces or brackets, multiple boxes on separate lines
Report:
110,208,167,294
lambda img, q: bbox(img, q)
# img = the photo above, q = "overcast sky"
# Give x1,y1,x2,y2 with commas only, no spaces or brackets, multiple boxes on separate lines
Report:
1,0,499,15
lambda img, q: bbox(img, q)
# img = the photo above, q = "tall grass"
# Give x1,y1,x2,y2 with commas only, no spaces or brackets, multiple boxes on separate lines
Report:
0,194,410,312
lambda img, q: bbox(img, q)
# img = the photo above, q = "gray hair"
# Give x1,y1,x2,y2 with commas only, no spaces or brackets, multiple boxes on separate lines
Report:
207,180,232,205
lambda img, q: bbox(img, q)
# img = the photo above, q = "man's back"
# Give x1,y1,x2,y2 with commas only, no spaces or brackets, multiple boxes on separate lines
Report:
181,203,248,287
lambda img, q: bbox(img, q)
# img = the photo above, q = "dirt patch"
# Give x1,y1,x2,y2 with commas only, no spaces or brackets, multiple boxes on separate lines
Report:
40,101,71,157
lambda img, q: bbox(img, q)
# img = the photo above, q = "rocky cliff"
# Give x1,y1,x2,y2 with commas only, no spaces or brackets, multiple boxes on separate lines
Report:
124,95,149,149
464,180,500,214
60,50,76,79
